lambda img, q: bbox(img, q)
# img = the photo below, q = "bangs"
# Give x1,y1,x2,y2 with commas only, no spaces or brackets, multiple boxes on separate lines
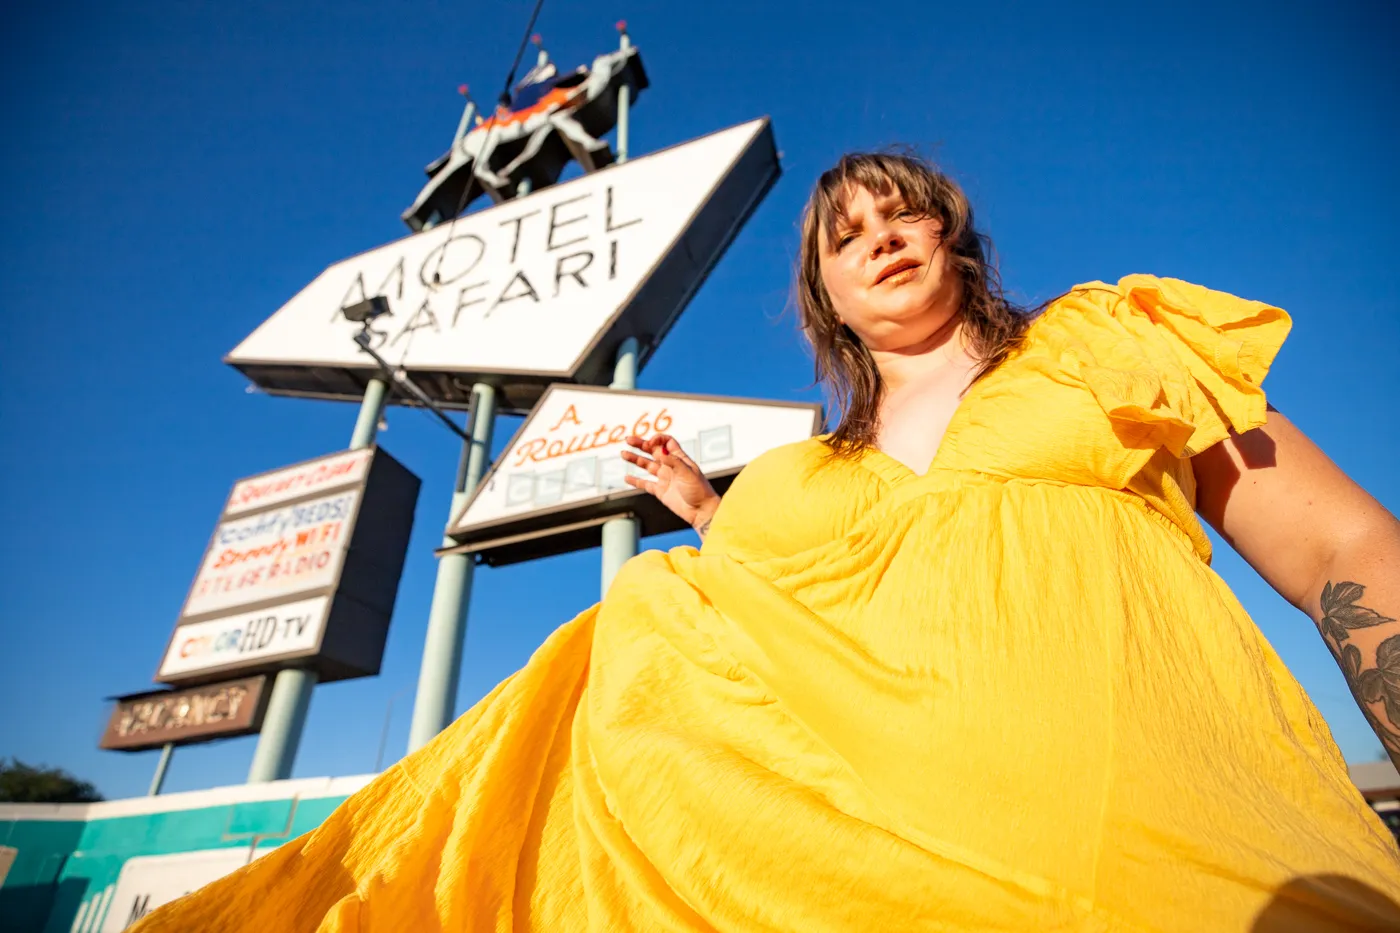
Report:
811,153,945,244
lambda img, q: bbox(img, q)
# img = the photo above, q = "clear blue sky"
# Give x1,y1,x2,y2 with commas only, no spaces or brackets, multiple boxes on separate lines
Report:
2,0,1396,800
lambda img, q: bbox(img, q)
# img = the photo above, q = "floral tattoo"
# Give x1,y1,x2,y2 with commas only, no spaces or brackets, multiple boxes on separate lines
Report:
1319,581,1400,755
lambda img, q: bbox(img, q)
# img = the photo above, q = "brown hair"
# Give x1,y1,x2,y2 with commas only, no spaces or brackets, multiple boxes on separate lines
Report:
797,151,1034,457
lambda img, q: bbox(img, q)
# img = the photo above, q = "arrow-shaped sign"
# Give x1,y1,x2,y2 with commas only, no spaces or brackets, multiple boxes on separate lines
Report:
227,118,780,414
441,384,821,565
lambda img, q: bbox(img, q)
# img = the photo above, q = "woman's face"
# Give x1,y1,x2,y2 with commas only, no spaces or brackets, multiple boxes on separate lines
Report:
817,184,962,352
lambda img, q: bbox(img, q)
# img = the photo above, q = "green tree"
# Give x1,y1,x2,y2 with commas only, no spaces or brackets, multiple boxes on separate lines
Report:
0,758,103,803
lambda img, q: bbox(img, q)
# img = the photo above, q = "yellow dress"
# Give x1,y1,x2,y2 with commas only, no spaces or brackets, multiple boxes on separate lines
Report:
135,276,1400,932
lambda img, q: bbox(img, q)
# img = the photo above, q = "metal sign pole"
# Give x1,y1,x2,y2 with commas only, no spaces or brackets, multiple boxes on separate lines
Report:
247,377,389,783
245,668,315,782
406,384,496,753
147,743,173,796
616,23,631,163
349,377,389,448
600,24,639,597
405,174,538,754
601,339,641,594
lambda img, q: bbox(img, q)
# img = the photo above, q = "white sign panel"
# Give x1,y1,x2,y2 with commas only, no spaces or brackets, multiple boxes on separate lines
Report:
158,596,330,679
224,448,371,516
450,386,821,537
227,118,779,412
182,489,359,618
101,847,269,932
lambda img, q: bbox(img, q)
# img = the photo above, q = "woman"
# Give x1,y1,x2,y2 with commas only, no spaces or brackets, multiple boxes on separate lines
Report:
136,153,1400,931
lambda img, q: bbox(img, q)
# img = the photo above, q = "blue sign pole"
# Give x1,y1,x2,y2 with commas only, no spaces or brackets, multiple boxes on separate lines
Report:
406,383,497,753
147,743,173,796
616,23,631,163
601,338,641,595
600,24,640,596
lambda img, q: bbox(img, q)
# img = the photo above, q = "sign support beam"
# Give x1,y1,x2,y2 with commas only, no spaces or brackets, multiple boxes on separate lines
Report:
601,338,641,595
246,668,316,782
406,383,497,753
350,377,389,449
599,27,637,596
404,176,534,755
246,379,389,783
148,743,173,796
616,25,631,164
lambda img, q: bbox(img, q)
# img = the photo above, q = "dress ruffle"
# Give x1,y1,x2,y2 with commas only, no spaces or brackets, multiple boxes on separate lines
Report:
1052,275,1290,459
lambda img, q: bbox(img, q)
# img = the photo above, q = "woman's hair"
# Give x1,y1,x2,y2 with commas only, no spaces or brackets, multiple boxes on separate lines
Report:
796,151,1034,457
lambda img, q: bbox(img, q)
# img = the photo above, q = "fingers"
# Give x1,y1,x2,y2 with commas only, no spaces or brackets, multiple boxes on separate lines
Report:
625,433,677,455
622,473,656,494
623,433,708,486
624,433,700,470
661,437,699,469
619,448,662,475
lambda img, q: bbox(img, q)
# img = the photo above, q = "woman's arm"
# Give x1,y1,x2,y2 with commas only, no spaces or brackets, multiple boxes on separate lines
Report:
1194,407,1400,767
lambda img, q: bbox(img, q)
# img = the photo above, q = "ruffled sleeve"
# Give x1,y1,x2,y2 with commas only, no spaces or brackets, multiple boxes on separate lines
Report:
1058,275,1291,459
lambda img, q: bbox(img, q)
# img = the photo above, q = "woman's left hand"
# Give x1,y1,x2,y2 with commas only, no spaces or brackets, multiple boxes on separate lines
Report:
620,434,722,537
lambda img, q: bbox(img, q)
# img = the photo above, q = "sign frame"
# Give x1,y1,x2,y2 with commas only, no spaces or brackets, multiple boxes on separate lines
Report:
440,384,822,565
224,117,781,415
100,676,272,752
155,447,420,687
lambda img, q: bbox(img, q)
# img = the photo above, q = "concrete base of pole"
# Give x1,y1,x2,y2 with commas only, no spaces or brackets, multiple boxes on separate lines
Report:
246,668,318,783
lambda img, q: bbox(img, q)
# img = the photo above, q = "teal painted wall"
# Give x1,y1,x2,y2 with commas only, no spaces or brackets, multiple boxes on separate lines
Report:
0,776,368,933
0,819,84,933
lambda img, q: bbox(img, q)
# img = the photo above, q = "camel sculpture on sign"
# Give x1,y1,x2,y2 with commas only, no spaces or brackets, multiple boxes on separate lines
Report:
402,36,648,232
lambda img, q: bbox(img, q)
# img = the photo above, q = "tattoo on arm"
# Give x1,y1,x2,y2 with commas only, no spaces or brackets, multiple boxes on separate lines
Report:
1319,580,1400,756
695,518,712,540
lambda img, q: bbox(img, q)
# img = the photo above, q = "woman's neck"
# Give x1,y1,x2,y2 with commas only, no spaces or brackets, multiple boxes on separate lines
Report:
871,313,974,397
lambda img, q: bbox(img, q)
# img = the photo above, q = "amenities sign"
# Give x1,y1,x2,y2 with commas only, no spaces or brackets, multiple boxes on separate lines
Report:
158,596,329,680
443,386,821,564
224,448,371,515
180,492,359,619
157,448,421,685
226,118,780,413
